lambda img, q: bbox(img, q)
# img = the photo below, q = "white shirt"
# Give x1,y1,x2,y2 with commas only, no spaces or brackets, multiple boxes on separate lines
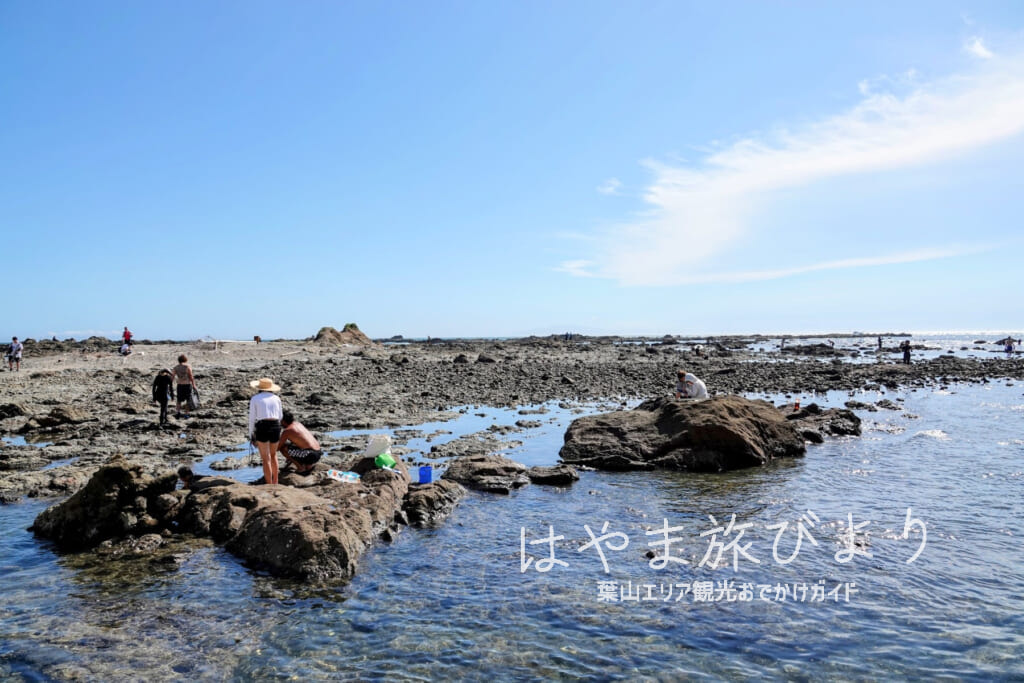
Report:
677,373,709,399
248,391,283,437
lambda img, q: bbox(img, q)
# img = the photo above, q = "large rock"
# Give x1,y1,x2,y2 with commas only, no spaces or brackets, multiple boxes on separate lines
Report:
785,403,861,444
442,454,530,493
31,456,178,550
527,464,579,486
403,480,466,527
33,457,413,583
559,395,806,473
224,467,409,580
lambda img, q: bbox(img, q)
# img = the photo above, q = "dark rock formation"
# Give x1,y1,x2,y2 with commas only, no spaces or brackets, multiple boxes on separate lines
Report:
527,464,579,486
0,403,28,419
559,395,806,473
403,480,466,527
33,456,413,584
784,403,861,443
31,456,178,550
443,454,530,493
781,343,843,357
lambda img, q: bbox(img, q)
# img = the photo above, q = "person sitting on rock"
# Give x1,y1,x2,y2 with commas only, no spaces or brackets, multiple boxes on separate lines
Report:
119,342,132,356
277,411,323,474
675,370,709,399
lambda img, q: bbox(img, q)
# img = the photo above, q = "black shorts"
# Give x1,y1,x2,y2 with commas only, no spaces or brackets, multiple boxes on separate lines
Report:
286,445,322,466
253,419,282,443
176,385,192,402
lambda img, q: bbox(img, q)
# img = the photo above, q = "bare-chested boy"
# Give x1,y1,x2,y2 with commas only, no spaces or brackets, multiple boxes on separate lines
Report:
277,411,323,473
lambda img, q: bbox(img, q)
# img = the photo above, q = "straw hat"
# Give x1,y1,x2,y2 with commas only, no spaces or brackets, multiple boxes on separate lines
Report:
249,377,281,392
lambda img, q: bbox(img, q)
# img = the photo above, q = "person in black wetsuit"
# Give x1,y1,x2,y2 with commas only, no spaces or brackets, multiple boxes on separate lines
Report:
900,340,912,365
152,369,174,424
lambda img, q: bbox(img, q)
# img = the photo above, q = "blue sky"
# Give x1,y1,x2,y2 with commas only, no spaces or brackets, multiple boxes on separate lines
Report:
2,1,1023,340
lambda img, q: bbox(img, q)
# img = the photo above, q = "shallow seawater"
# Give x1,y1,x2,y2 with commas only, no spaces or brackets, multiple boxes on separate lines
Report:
2,382,1023,679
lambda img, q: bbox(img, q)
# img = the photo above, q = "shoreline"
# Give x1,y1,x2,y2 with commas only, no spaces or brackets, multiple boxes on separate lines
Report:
2,335,1022,503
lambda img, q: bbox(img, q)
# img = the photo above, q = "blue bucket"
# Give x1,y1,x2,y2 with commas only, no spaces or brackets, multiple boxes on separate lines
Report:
418,465,432,484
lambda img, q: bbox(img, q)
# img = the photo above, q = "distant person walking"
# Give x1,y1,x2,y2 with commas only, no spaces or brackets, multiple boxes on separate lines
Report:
878,336,883,350
7,337,23,371
172,354,197,417
123,327,133,346
249,377,283,485
152,369,174,424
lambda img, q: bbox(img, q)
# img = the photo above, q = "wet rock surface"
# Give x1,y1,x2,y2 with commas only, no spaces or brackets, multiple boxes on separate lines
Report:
403,479,467,527
30,456,179,550
442,454,530,493
2,335,1021,503
527,464,580,486
32,456,412,583
784,403,862,443
560,396,808,472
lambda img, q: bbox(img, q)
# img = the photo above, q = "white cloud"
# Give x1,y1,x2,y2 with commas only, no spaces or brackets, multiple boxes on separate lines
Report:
666,244,989,285
597,178,622,195
554,260,598,277
564,51,1024,286
966,37,994,59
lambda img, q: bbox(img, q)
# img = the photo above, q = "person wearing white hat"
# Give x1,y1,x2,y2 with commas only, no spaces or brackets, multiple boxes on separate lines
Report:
249,377,283,485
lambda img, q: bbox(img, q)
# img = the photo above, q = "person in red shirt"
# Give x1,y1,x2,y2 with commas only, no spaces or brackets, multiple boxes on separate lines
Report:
123,327,133,345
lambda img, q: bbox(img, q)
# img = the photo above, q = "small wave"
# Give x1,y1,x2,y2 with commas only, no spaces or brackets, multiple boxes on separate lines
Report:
913,430,950,440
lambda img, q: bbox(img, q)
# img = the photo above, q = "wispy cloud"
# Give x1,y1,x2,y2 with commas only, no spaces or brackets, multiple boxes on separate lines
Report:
563,50,1024,286
597,178,622,195
665,244,989,285
965,37,994,59
555,260,599,277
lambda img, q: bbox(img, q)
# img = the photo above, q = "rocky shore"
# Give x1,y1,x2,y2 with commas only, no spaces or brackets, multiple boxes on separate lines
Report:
2,332,1021,504
5,331,1021,584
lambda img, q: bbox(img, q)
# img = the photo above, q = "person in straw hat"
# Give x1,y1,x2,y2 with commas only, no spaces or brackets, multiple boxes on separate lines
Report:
249,377,284,485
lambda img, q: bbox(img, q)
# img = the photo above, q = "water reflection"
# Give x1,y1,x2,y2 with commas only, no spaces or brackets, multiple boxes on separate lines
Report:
3,383,1024,678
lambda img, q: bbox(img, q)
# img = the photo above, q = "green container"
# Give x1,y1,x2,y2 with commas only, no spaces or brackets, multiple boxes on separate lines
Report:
374,452,397,469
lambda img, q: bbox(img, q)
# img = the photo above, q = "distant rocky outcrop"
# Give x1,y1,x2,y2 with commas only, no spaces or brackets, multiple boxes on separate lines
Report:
313,323,374,346
781,343,844,357
560,395,833,473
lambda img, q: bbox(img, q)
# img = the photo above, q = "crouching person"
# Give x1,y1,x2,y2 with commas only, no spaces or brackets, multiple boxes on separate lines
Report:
675,370,709,399
278,411,323,474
